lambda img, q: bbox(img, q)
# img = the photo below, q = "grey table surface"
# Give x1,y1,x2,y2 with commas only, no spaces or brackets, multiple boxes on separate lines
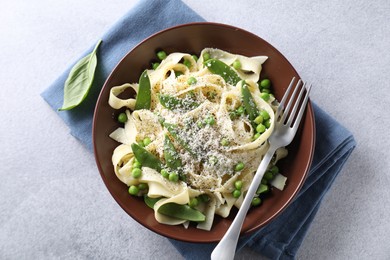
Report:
1,0,389,259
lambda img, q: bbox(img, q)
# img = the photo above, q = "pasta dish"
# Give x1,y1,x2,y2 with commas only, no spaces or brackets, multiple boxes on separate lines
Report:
107,48,287,230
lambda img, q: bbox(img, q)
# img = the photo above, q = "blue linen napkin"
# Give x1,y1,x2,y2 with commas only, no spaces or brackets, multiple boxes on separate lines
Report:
41,0,356,259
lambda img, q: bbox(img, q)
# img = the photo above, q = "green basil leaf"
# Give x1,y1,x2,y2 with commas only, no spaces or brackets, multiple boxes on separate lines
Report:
59,40,102,111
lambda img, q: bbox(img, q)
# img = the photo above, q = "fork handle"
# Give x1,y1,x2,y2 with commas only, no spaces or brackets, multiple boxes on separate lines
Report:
211,148,276,260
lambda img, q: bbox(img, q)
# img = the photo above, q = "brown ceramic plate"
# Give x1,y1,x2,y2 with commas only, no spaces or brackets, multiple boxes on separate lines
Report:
93,22,315,243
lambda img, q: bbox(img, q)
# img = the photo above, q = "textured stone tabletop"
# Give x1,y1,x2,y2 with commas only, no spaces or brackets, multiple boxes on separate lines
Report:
1,0,389,259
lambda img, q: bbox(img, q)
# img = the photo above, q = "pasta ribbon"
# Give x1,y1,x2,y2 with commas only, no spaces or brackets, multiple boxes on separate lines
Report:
108,48,287,231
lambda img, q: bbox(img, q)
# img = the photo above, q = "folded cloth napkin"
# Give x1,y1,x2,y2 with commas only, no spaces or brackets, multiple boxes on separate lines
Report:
41,0,356,259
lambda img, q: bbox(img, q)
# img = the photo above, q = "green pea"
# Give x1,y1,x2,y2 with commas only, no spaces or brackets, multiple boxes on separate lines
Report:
264,171,274,181
235,162,245,172
138,183,148,190
251,197,261,206
133,161,142,169
260,110,270,120
192,55,198,62
205,115,215,125
117,112,127,123
260,79,271,89
157,50,167,60
128,185,139,195
264,119,271,128
253,132,261,140
132,168,142,178
270,165,279,174
187,76,197,85
220,138,230,146
203,52,211,61
234,180,243,190
232,60,241,69
161,169,169,179
254,115,263,125
188,198,199,208
183,59,191,68
256,124,266,133
143,137,151,146
260,92,270,101
261,88,271,94
152,62,160,70
197,120,204,128
169,172,179,182
232,189,241,198
236,106,245,115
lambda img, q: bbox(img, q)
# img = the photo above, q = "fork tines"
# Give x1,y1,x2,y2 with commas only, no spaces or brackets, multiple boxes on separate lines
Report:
277,77,312,128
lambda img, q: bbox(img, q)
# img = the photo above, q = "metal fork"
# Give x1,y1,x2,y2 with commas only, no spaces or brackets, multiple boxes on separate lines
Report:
211,77,312,260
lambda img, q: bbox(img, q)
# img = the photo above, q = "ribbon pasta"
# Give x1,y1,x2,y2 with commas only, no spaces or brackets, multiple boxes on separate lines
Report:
108,48,287,231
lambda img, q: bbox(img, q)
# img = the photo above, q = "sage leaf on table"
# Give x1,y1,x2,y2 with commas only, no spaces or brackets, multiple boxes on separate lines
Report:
59,40,102,111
